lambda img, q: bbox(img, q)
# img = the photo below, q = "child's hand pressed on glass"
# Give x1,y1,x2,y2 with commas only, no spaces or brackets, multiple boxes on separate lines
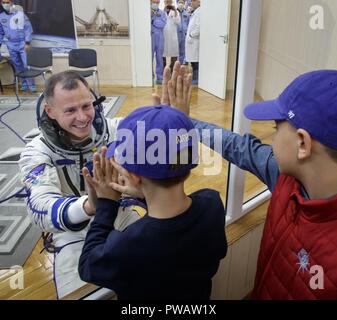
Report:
82,146,121,201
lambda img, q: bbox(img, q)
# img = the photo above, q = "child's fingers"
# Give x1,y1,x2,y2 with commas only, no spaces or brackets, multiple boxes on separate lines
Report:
111,165,119,184
109,182,127,194
84,171,96,189
82,167,90,177
110,158,131,179
100,147,107,176
101,147,112,182
106,160,112,183
93,156,103,181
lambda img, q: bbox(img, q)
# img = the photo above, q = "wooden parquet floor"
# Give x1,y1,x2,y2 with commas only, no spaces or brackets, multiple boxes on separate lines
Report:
0,85,274,299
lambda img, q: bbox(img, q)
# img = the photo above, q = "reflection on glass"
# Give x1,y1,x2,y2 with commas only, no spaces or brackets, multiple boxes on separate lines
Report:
174,0,240,205
244,0,337,202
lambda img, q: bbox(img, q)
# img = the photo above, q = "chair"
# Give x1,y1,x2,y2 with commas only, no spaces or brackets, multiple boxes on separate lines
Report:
68,48,100,94
15,47,53,96
0,56,16,93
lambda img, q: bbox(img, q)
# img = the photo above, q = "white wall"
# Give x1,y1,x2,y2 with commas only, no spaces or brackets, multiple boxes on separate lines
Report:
128,0,152,86
78,38,132,85
211,222,264,299
256,0,337,100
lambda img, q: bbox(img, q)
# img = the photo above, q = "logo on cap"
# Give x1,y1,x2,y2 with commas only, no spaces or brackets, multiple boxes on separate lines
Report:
288,110,295,119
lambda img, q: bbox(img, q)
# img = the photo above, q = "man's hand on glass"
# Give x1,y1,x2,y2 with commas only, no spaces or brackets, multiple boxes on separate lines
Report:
153,61,192,116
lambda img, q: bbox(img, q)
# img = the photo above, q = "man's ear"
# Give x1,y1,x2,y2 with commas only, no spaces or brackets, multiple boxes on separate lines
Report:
44,103,55,119
297,129,312,160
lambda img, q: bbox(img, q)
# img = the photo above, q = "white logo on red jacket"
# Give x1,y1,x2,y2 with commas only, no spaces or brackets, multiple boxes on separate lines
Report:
296,248,324,290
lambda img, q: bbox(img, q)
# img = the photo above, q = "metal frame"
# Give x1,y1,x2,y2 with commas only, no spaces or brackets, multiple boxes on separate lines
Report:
92,69,100,95
225,0,265,224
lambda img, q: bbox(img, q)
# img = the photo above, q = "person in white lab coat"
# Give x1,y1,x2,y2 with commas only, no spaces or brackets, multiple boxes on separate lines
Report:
185,0,200,84
162,0,181,71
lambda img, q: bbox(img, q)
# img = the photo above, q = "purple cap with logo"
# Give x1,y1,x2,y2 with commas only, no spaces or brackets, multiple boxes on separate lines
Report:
106,105,199,179
244,70,337,150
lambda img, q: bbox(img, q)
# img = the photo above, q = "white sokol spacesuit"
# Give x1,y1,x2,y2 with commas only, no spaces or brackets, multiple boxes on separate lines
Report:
19,103,143,298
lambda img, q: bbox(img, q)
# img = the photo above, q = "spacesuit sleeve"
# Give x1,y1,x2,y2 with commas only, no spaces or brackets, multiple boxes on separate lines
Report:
23,13,33,44
19,140,90,234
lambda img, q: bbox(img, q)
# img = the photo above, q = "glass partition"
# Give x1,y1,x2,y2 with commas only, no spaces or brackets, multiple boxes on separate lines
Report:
229,0,337,221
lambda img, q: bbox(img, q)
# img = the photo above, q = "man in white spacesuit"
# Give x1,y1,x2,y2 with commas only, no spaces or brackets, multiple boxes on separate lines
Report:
0,0,36,92
19,71,143,298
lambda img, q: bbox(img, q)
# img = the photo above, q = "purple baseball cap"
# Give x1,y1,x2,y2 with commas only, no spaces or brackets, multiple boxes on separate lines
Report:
244,70,337,150
106,105,199,179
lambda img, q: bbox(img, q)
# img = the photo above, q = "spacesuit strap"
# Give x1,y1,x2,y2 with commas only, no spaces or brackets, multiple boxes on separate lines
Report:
40,232,56,254
53,240,85,255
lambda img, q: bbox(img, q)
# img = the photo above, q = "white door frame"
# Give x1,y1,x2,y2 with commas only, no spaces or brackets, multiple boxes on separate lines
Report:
225,0,269,224
128,0,153,87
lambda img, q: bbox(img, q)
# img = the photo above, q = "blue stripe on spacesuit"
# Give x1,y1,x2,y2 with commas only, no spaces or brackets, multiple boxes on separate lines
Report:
52,196,78,231
55,159,76,166
60,197,87,231
28,163,46,176
52,198,67,231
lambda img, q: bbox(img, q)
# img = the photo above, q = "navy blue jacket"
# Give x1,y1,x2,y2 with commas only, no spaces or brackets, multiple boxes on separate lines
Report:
79,188,227,300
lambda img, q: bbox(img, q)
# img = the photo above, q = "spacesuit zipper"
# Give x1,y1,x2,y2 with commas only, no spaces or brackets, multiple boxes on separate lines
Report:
62,166,80,197
79,152,85,191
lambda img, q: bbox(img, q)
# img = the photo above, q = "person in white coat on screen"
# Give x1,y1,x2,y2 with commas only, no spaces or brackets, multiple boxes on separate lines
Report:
185,0,200,85
162,0,181,71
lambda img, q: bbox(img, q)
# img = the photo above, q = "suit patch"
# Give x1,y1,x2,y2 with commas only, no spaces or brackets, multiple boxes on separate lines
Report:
25,163,46,185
